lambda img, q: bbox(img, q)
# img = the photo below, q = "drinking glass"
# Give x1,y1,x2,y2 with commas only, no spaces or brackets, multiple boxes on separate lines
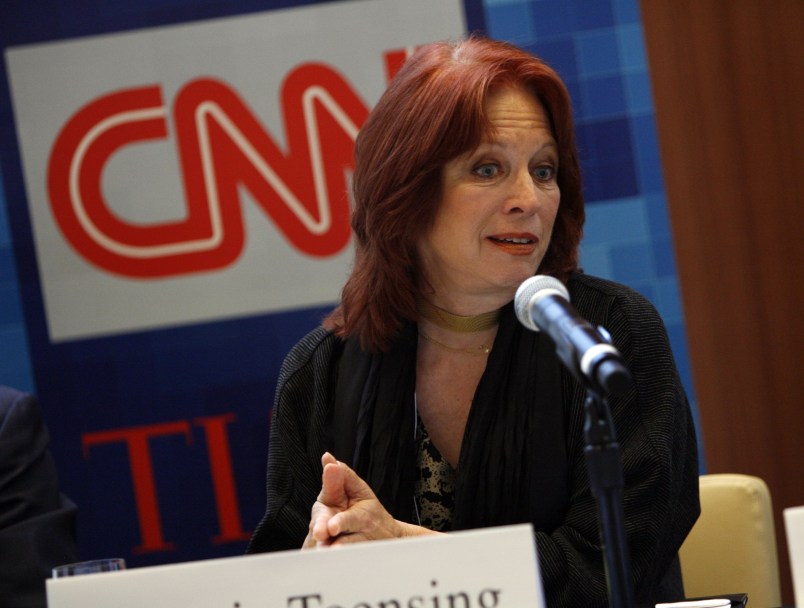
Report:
52,558,126,578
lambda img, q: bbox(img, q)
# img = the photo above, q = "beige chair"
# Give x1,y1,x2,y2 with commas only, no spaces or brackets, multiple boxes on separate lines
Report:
679,474,782,607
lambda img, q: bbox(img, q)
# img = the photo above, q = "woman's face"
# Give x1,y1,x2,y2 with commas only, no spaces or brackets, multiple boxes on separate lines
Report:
418,85,561,308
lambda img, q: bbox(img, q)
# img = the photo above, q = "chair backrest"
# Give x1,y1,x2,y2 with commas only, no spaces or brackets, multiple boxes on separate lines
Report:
679,473,781,607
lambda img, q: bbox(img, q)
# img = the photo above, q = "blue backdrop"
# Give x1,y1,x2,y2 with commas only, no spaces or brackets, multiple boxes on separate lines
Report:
0,0,699,568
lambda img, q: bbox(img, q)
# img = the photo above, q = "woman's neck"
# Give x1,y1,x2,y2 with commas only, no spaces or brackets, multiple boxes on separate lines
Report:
416,295,501,333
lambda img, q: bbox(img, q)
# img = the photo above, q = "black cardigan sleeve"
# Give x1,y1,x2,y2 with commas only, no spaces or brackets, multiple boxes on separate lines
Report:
534,274,700,606
247,328,340,553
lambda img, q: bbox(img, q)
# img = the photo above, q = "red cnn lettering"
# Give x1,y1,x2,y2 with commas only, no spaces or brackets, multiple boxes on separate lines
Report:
82,421,192,553
383,47,416,82
194,414,251,544
47,63,369,278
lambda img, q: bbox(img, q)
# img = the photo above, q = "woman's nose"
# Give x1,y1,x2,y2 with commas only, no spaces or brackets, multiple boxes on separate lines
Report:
504,169,540,214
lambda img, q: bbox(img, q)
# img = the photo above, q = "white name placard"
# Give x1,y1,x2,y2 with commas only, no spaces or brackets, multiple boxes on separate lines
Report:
46,524,545,608
785,506,804,608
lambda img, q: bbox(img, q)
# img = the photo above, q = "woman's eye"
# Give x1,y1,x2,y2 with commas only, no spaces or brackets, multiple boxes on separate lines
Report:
533,165,556,181
473,163,499,178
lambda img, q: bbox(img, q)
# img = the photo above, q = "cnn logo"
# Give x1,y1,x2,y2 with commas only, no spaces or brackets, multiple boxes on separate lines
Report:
47,50,410,278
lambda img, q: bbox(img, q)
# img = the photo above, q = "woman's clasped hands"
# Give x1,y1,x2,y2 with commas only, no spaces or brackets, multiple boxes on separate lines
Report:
303,453,437,549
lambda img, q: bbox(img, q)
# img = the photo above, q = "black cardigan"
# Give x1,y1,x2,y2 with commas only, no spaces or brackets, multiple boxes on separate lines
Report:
248,273,700,607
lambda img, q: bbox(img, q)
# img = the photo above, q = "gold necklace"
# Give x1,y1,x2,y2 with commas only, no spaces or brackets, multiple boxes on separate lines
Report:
416,295,501,333
418,330,492,355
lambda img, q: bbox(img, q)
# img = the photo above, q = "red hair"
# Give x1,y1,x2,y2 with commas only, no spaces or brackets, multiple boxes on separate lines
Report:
324,36,584,351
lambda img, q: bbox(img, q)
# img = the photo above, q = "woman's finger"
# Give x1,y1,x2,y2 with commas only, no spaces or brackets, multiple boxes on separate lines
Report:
320,452,338,467
317,462,348,508
310,503,338,542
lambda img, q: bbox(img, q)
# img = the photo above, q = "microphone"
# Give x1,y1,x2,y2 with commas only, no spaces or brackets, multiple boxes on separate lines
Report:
514,275,632,396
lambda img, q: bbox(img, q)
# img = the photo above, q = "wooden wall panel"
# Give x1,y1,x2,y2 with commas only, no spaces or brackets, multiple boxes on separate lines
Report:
639,0,804,603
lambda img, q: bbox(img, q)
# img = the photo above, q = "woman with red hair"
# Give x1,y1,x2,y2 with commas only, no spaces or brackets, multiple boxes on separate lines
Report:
249,36,699,607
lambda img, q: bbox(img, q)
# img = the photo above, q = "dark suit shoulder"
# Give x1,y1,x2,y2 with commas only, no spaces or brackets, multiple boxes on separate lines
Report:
0,385,39,423
0,386,79,608
0,387,50,472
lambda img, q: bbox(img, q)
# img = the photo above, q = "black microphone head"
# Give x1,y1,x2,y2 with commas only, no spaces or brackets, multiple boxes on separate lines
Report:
514,275,570,331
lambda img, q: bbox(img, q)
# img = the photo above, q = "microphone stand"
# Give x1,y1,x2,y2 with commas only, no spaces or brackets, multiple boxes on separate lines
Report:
512,275,636,606
583,387,635,608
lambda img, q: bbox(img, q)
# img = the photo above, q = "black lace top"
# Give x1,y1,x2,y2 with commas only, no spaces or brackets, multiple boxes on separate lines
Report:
414,414,455,531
